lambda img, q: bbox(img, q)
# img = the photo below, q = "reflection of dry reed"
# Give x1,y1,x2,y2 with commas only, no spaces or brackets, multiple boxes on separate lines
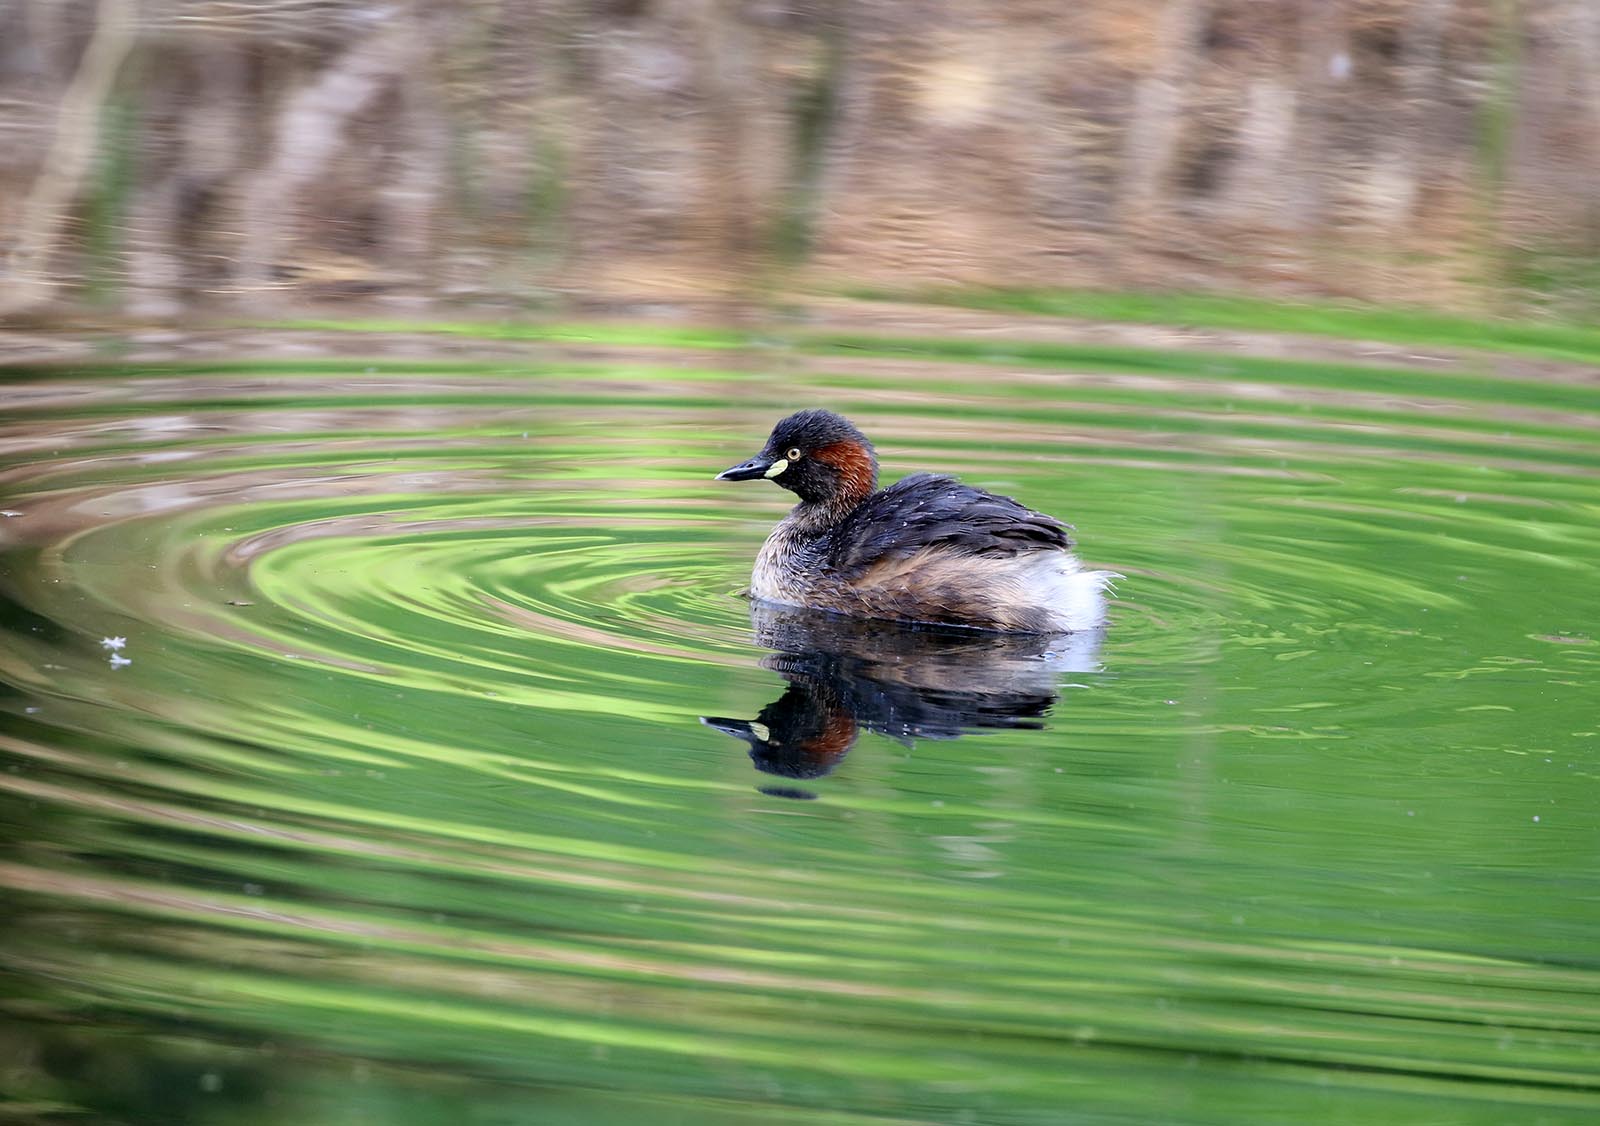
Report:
1,0,135,313
1,2,1591,315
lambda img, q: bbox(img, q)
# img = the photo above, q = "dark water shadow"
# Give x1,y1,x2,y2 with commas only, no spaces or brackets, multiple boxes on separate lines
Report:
704,604,1103,798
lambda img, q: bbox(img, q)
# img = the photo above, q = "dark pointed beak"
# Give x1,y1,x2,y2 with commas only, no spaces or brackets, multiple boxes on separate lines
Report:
715,456,772,482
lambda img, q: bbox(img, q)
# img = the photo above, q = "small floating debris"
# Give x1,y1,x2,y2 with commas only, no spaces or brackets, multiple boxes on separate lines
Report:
108,654,131,669
1,510,22,518
100,637,127,651
226,599,255,607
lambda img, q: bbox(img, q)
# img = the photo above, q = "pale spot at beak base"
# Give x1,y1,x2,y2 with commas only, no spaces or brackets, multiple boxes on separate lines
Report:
763,458,789,478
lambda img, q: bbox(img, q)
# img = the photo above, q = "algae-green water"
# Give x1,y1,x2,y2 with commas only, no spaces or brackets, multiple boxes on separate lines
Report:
1,325,1597,1124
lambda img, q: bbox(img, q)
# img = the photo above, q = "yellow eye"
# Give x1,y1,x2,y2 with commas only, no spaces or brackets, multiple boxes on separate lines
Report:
785,447,802,461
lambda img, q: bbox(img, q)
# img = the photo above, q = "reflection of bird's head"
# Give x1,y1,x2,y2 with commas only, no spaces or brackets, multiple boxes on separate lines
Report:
702,676,858,780
704,604,1103,797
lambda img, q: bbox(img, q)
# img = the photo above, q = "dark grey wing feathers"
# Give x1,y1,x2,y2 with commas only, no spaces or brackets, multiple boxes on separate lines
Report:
829,473,1071,574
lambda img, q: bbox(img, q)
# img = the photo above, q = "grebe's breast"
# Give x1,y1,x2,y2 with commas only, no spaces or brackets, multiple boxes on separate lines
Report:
750,518,827,607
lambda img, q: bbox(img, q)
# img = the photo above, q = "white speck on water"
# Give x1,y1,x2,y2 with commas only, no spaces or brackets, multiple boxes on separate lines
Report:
108,654,131,668
1406,810,1415,817
931,799,945,808
1533,815,1541,823
100,637,126,650
0,510,21,517
199,1072,222,1093
24,706,39,714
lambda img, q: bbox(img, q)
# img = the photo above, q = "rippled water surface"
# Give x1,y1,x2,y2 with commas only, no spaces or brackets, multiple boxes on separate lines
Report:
3,324,1598,1124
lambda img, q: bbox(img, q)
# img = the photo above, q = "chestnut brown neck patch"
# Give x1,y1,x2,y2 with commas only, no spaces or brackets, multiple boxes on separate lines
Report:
813,439,877,508
805,707,858,767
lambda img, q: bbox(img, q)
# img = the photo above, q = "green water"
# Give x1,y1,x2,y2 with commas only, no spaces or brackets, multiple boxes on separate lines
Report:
1,326,1597,1124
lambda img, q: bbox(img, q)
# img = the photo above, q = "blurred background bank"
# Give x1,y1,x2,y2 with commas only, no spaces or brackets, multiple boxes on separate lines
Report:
3,0,1597,320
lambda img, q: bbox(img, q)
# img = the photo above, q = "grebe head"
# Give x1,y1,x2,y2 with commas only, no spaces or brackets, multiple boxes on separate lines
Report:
715,409,878,508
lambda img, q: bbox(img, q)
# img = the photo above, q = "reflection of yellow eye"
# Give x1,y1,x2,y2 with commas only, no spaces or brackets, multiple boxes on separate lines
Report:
786,447,802,461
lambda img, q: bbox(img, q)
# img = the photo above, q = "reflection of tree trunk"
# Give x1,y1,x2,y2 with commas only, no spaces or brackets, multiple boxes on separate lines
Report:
1225,79,1297,225
1526,0,1600,249
700,0,756,317
126,173,183,317
1576,0,1600,166
1286,0,1346,232
1,0,137,315
1493,0,1532,261
1120,0,1208,227
1566,0,1600,248
1366,0,1454,230
774,2,845,271
232,12,419,301
377,38,446,304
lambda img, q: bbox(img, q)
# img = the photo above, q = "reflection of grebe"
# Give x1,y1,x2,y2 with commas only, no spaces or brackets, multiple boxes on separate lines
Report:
703,604,1104,798
717,409,1117,632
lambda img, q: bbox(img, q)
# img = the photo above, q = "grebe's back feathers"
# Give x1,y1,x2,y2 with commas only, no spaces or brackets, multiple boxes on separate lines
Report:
829,473,1072,575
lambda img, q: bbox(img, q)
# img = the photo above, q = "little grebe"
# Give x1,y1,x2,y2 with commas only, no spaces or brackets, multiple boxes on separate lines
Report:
717,409,1116,633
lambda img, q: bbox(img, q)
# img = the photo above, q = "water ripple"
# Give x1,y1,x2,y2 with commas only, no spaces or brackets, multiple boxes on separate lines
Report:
2,347,1598,1123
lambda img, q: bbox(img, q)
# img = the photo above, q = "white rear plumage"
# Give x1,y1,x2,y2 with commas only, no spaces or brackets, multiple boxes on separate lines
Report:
1024,552,1120,633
